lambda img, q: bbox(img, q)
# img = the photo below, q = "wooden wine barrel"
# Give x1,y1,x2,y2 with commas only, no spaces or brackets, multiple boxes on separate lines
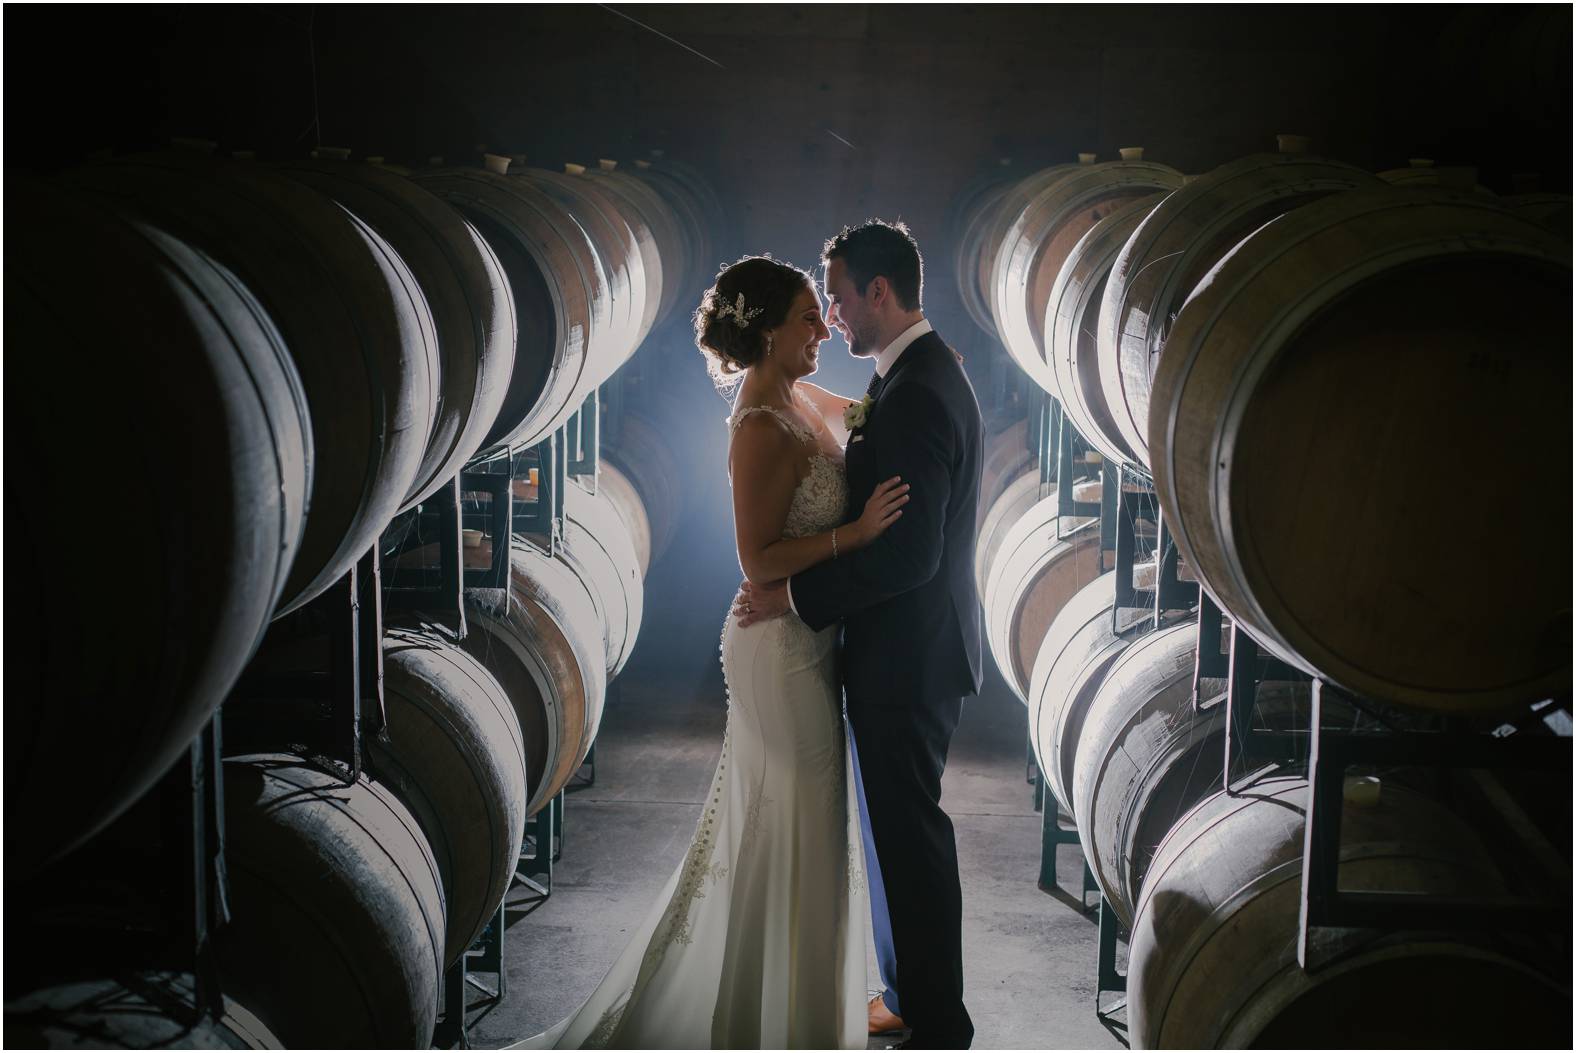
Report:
636,157,723,302
220,754,444,1049
1151,188,1573,712
586,164,683,324
599,460,653,579
563,479,646,677
974,469,1041,605
952,175,1016,334
1072,622,1329,926
514,166,649,375
1501,192,1573,234
7,187,310,873
979,416,1034,514
603,403,683,568
1097,145,1382,465
1377,158,1495,195
5,973,280,1049
989,154,1185,391
372,628,529,967
463,538,607,815
1027,571,1155,817
413,166,607,450
272,153,518,507
976,469,1106,614
66,149,439,615
1044,193,1170,465
1129,772,1568,1049
982,496,1105,702
964,163,1082,334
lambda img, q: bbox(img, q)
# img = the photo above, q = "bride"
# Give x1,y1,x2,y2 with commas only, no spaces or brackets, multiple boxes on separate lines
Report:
513,256,910,1049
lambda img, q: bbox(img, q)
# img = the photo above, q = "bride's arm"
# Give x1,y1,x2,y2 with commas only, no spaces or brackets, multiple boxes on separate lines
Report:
730,415,908,585
796,382,859,445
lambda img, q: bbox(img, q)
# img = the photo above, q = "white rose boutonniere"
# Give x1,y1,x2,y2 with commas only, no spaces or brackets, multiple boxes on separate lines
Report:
843,394,874,431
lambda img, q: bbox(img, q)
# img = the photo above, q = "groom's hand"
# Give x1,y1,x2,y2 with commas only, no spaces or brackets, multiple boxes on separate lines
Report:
733,579,790,628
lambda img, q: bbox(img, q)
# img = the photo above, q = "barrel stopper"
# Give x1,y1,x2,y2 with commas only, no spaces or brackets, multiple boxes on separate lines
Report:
599,159,618,171
1078,152,1097,165
1118,147,1144,161
564,162,588,176
483,153,512,175
1276,134,1312,155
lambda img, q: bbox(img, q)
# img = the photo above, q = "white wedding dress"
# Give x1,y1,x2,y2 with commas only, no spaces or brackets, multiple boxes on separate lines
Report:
513,400,869,1050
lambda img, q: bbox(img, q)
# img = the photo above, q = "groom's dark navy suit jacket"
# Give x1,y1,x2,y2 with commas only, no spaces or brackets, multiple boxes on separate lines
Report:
792,330,984,707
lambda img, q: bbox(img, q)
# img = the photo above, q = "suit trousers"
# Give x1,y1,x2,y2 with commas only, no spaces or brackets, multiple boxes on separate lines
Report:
848,697,973,1048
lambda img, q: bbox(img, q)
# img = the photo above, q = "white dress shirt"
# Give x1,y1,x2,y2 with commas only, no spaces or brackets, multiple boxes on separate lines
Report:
786,318,932,615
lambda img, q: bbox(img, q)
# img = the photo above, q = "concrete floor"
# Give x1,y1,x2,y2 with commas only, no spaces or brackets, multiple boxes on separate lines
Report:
460,659,1125,1050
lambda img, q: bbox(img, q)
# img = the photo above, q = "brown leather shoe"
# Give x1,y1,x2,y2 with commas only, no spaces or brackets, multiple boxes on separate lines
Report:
868,993,907,1036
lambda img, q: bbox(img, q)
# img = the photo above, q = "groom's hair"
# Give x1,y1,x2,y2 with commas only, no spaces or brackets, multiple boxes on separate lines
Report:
821,220,923,311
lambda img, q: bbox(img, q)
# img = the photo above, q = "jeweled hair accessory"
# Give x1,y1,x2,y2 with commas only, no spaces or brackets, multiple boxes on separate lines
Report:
715,292,764,329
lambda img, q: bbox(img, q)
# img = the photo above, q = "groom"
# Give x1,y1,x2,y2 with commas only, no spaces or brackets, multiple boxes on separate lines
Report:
739,220,983,1049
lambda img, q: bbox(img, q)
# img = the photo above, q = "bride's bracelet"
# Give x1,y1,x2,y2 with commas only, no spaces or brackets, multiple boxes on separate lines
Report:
831,528,839,559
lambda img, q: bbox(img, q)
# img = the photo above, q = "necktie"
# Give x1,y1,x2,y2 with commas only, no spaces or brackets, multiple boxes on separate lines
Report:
865,370,883,400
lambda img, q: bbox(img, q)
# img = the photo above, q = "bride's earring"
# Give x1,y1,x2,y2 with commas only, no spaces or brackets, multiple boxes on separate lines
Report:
765,331,775,357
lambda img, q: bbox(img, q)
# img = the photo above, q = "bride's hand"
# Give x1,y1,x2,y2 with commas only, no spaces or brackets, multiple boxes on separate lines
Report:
846,476,909,549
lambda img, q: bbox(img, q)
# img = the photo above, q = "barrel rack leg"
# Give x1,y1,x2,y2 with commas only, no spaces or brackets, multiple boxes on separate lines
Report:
1038,802,1097,909
1027,739,1043,812
435,900,509,1049
513,789,566,902
1094,894,1129,1041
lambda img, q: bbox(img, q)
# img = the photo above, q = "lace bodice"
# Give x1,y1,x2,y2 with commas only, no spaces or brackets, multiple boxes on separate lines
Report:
727,398,847,540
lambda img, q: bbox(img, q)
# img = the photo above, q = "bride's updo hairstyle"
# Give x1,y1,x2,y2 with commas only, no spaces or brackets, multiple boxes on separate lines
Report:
694,255,814,384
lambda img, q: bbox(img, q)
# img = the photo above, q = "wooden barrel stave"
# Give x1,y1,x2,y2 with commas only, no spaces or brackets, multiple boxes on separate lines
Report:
373,628,529,967
219,754,445,1049
974,470,1041,605
982,496,1105,702
1044,193,1169,464
1129,772,1567,1049
563,479,646,678
1027,571,1154,818
1096,151,1382,465
6,186,310,872
271,156,518,509
463,538,607,815
599,460,654,579
66,150,438,614
1151,188,1573,711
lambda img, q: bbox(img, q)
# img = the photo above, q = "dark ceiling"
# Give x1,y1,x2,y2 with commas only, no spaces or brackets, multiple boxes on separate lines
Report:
12,5,1571,304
